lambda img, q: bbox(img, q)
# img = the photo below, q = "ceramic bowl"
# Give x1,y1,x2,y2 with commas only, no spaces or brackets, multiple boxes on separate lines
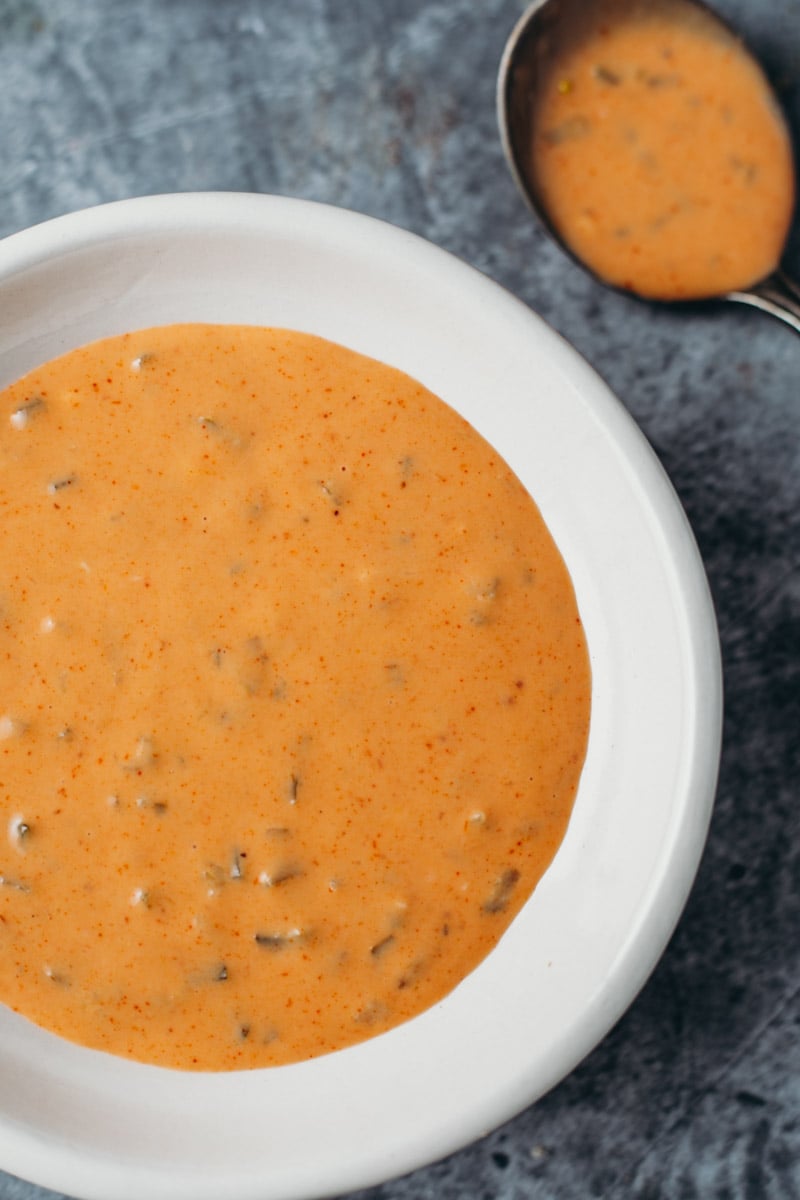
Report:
0,193,722,1200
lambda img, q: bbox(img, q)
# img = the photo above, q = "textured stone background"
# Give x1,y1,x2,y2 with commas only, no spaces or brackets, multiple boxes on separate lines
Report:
0,0,798,1197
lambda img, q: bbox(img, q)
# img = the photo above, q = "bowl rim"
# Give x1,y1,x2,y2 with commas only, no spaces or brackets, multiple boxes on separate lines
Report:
0,192,722,1200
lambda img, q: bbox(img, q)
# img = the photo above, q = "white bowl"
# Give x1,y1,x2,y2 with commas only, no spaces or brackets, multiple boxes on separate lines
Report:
0,193,721,1200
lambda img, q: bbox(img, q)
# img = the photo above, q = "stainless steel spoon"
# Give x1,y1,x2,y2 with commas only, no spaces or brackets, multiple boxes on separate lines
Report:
497,0,800,334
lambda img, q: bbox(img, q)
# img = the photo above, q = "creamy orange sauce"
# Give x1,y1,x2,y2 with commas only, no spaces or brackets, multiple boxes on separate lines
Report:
529,0,795,299
0,325,589,1070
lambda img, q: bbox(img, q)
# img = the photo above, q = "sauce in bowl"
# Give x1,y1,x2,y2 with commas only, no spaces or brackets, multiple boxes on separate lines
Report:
527,0,795,300
0,324,590,1070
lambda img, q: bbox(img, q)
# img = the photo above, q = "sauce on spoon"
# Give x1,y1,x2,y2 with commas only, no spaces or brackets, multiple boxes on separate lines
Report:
524,0,795,301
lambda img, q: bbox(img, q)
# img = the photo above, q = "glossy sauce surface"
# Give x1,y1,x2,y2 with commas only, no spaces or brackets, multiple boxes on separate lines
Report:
529,0,795,299
0,325,590,1070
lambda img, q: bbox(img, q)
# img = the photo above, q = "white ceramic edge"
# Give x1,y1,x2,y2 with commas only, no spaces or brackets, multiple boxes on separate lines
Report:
0,194,723,1200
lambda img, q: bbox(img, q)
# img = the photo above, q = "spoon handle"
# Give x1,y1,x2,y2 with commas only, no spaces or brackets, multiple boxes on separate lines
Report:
726,268,800,336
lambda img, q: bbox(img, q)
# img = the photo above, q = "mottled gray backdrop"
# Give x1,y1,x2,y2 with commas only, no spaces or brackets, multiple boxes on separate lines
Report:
0,1,798,1198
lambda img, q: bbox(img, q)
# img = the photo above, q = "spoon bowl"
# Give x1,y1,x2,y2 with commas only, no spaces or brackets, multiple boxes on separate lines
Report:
498,0,800,332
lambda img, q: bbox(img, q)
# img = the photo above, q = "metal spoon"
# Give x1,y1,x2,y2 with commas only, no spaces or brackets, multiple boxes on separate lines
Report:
497,0,800,334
